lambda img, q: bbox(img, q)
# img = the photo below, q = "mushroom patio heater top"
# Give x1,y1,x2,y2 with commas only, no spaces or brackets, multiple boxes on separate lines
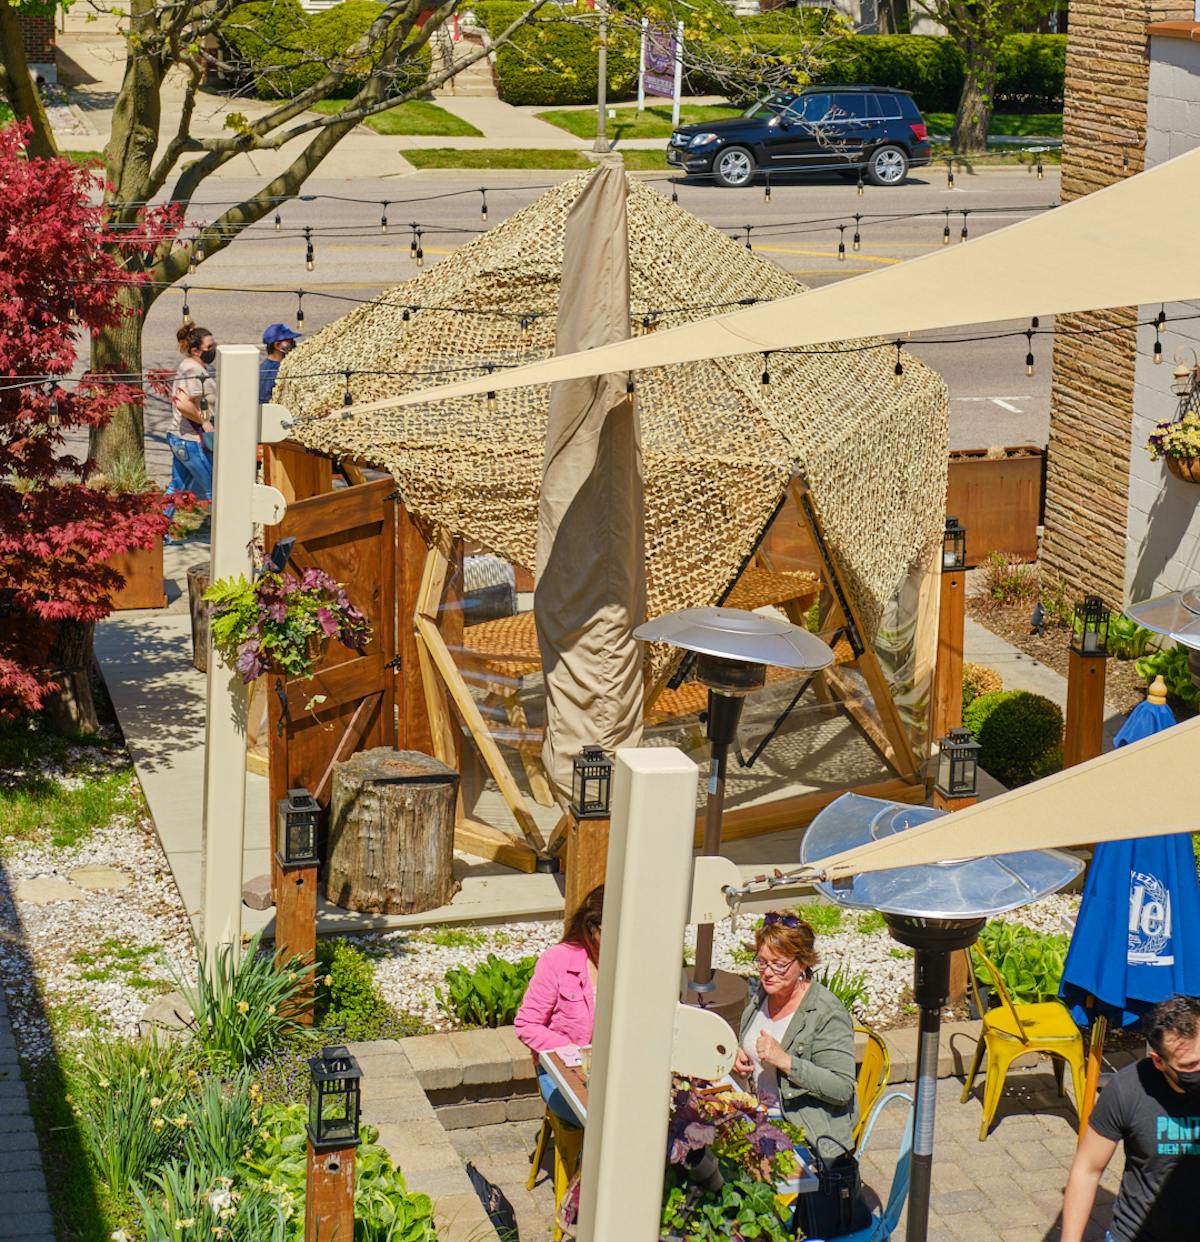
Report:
1124,587,1200,688
634,607,833,1017
800,793,1082,1242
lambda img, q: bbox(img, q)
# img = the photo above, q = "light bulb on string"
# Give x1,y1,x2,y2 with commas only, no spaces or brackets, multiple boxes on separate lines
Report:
626,375,636,399
380,202,389,234
68,288,77,322
1036,154,1044,181
343,370,354,407
1155,305,1166,330
670,181,679,205
295,292,305,332
480,188,488,225
1024,329,1036,378
274,210,281,233
947,162,955,190
893,340,904,387
304,226,314,271
410,225,418,261
402,306,412,322
1031,316,1040,330
187,238,199,275
641,313,656,335
485,363,496,413
763,174,771,203
47,385,60,429
837,224,846,261
760,352,771,397
852,213,861,253
960,211,969,243
415,228,424,267
1153,321,1164,364
856,172,865,197
942,208,951,246
182,285,191,325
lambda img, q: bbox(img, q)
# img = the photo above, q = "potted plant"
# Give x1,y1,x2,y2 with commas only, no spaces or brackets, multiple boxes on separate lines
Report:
1147,411,1200,483
204,565,371,683
94,454,168,610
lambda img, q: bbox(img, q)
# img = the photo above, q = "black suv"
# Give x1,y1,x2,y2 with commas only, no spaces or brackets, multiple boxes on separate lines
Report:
667,85,931,188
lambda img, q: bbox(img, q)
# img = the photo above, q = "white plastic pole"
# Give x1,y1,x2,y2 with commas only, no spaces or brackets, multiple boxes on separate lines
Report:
200,345,262,959
576,748,699,1242
671,21,683,129
637,17,647,112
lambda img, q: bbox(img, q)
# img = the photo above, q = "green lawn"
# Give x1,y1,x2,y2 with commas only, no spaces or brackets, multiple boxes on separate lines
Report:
925,111,1063,138
307,98,482,136
536,103,740,140
403,147,672,170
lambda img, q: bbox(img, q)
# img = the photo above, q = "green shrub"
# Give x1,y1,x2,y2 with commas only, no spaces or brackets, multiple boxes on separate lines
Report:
221,0,307,70
437,953,537,1027
315,938,428,1041
817,963,868,1012
476,2,638,106
182,1068,257,1176
962,689,1062,787
1136,644,1200,709
1105,614,1156,660
962,662,1003,712
979,549,1039,605
972,920,1069,1005
994,33,1067,110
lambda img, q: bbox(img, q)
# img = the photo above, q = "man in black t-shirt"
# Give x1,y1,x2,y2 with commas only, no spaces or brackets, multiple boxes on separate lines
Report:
1061,995,1200,1242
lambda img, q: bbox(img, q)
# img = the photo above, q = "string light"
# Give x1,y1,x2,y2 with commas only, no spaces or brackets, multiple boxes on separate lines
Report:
1024,329,1036,377
1036,154,1044,181
641,313,656,334
1154,320,1164,364
760,352,770,397
626,375,636,397
942,208,951,246
837,224,846,262
947,163,955,190
763,174,771,203
402,306,411,322
380,202,389,234
181,285,191,325
295,292,305,331
304,226,314,271
1155,305,1166,330
852,213,861,253
415,228,424,267
743,225,753,251
893,340,904,386
1031,316,1040,330
856,172,865,197
960,211,969,243
671,183,678,205
187,237,203,274
480,188,488,225
342,369,354,406
47,386,60,429
485,363,496,412
410,224,418,261
274,210,281,233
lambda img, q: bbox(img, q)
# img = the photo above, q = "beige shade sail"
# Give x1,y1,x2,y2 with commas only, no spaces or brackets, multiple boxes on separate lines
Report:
353,145,1200,408
534,157,645,799
792,714,1200,883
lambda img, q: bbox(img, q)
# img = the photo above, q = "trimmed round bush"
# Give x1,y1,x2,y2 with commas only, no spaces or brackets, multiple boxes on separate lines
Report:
963,689,1063,788
221,0,307,73
962,662,1003,712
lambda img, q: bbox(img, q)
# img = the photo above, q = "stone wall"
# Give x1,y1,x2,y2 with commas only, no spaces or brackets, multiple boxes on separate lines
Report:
1041,1,1193,605
1125,27,1200,602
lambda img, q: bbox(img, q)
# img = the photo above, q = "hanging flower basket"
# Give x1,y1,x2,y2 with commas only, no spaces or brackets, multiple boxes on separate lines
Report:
203,566,370,684
1166,455,1200,484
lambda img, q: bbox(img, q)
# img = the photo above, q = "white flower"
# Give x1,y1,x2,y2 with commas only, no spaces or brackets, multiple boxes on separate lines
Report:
206,1187,233,1213
111,1231,131,1242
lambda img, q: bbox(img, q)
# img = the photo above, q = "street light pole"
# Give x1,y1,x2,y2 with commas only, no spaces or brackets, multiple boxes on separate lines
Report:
593,0,609,154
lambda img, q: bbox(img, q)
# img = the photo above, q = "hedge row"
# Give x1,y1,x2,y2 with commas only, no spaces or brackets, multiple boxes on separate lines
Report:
222,0,432,101
472,5,1064,114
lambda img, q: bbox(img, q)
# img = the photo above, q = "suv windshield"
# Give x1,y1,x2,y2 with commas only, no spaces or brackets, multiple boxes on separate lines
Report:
742,90,799,120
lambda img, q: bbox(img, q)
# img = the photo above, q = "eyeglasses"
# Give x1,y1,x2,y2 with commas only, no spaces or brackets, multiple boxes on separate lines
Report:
763,913,802,929
754,957,798,977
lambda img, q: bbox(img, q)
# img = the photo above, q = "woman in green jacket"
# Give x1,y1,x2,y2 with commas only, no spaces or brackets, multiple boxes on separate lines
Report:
733,912,858,1152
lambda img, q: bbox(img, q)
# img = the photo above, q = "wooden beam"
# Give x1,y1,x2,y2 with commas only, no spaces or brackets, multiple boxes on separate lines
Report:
931,566,966,742
1063,650,1107,768
699,777,925,846
262,441,333,505
312,692,380,805
455,818,539,873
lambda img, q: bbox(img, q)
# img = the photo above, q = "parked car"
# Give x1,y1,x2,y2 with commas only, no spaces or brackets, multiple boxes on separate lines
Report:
666,85,932,188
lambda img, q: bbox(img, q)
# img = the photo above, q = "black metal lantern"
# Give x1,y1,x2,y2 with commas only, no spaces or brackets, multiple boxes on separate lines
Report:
942,517,967,572
1071,595,1110,658
935,727,980,800
276,787,321,869
570,746,613,820
308,1045,362,1150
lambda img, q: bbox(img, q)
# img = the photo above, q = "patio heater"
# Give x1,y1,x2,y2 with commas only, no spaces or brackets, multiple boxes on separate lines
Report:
799,793,1082,1242
1125,587,1200,690
634,607,833,1021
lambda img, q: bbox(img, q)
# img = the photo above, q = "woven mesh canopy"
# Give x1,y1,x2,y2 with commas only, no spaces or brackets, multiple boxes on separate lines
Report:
277,170,949,641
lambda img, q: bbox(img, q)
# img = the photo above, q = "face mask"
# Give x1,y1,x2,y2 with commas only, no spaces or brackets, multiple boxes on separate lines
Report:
200,347,217,365
280,339,295,354
1170,1066,1200,1093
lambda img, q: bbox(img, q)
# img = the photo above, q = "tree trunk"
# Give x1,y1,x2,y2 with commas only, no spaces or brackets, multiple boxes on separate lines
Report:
0,0,59,160
89,283,150,474
951,44,997,156
43,619,101,735
326,748,459,914
877,0,909,35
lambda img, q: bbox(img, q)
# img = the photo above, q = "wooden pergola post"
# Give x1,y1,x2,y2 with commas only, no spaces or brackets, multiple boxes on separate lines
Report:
931,518,967,746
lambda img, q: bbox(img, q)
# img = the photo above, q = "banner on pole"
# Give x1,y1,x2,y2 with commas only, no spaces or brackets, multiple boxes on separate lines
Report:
642,22,677,98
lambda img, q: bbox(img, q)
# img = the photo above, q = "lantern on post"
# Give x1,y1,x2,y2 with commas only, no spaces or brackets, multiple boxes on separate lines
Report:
305,1046,362,1242
571,746,613,820
276,788,321,869
934,728,980,802
942,516,967,572
274,788,320,1024
1071,595,1110,658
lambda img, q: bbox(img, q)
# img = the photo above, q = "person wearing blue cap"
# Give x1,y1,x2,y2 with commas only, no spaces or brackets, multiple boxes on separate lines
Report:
260,323,301,404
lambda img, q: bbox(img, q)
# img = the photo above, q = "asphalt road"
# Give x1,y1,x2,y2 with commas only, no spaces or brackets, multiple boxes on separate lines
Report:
132,164,1061,456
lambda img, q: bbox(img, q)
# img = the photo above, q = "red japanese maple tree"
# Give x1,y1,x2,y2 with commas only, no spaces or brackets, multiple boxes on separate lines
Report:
0,124,181,724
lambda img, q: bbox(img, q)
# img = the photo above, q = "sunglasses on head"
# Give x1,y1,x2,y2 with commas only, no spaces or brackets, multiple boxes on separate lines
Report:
763,913,802,928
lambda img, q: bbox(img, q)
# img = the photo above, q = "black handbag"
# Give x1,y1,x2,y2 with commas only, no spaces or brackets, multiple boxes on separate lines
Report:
793,1135,869,1239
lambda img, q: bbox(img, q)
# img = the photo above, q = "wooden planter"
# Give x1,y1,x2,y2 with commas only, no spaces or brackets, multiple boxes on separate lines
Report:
105,537,166,610
1166,456,1200,484
945,445,1044,566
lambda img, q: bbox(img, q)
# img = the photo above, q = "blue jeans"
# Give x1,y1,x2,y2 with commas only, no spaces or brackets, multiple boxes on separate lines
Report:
165,434,213,506
538,1068,580,1128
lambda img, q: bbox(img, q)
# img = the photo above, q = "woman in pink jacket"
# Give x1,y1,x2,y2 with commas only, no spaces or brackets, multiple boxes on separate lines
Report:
515,885,604,1126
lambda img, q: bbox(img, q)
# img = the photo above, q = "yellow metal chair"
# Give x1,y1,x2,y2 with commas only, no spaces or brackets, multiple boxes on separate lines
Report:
528,1107,584,1242
853,1024,891,1149
960,946,1087,1142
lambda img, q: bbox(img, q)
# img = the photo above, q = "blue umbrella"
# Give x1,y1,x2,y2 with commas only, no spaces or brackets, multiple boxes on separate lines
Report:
1060,677,1200,1027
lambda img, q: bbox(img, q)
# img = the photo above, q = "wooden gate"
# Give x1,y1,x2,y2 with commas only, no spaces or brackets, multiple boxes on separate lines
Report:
265,475,397,892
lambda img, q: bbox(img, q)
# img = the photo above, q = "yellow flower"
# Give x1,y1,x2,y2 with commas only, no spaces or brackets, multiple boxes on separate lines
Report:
266,1004,276,1016
150,1096,162,1109
97,1077,110,1089
152,1117,165,1131
175,1219,194,1229
236,1000,249,1015
248,1083,262,1100
139,1067,149,1079
172,1113,190,1129
323,974,333,987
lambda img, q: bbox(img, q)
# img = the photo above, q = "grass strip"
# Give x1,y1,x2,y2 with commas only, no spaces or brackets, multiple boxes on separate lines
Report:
307,98,482,136
403,147,673,170
536,102,740,140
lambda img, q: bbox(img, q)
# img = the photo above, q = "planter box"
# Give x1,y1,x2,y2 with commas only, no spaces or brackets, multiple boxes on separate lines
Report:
105,537,165,610
946,445,1044,566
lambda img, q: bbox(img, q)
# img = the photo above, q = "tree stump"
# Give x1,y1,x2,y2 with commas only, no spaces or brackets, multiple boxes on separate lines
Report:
43,619,100,735
326,748,460,914
187,563,209,673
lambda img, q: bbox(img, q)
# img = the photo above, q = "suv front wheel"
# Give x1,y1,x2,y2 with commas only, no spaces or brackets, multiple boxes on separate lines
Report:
712,145,756,189
866,144,909,187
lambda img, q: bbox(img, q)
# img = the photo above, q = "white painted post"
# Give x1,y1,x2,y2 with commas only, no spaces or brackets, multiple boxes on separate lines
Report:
200,345,267,959
671,21,683,129
637,17,647,112
576,748,699,1242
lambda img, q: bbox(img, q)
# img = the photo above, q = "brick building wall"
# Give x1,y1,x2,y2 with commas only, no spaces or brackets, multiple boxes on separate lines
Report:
18,14,54,66
1040,1,1192,606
